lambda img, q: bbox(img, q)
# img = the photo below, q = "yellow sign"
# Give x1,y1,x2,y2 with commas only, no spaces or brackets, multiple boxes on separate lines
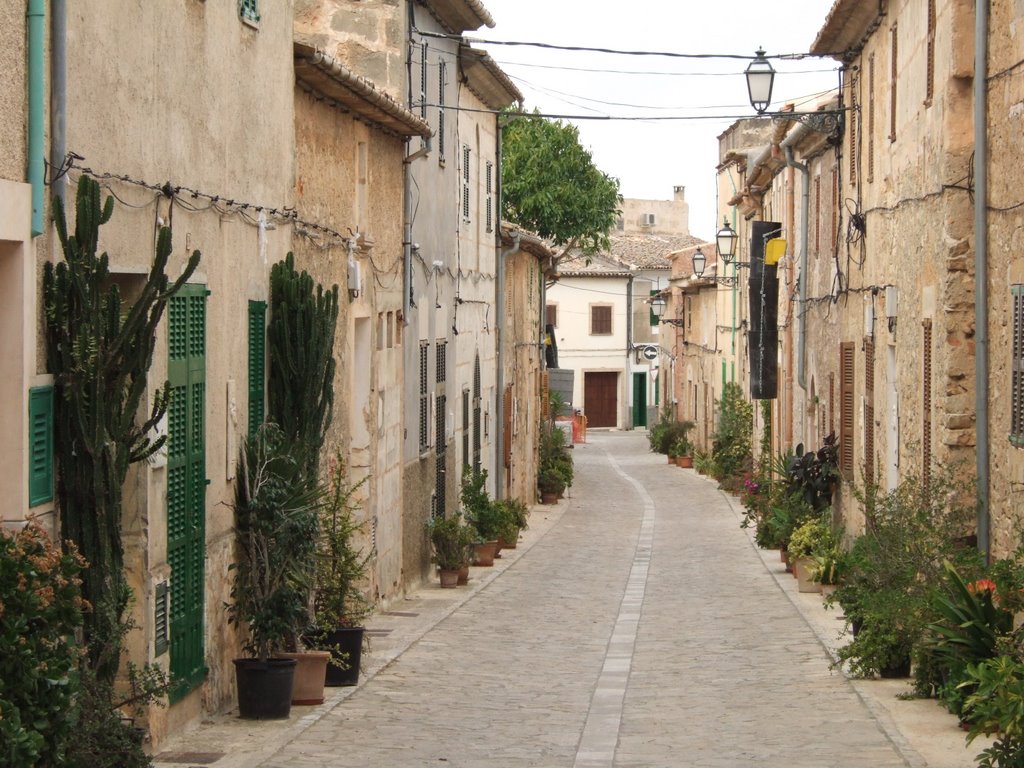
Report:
765,237,787,266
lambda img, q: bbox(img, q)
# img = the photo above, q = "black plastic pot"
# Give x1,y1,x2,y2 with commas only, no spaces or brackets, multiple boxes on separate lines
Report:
322,627,365,687
234,657,297,719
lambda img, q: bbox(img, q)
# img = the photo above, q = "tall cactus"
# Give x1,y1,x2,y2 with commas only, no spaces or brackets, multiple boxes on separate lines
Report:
267,252,339,478
43,175,201,682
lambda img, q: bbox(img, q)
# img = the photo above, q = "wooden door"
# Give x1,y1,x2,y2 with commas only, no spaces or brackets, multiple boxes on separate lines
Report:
584,372,618,428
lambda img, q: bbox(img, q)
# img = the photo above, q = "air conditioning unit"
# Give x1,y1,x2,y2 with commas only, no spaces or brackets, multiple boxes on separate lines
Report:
641,213,656,226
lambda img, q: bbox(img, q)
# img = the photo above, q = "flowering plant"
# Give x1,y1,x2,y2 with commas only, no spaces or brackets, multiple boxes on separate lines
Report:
0,523,86,766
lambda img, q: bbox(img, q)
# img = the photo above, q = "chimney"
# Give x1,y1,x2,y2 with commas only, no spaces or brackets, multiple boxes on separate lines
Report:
673,185,685,201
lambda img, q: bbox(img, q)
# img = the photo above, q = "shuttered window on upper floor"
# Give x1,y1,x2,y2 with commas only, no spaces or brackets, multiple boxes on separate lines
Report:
839,342,855,479
591,305,612,335
247,301,266,437
438,61,447,163
926,0,936,106
462,145,471,222
868,55,876,182
923,318,934,488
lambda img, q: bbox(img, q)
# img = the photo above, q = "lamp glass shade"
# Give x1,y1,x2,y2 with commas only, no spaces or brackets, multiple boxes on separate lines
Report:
651,295,667,318
716,219,737,263
691,248,706,278
745,49,775,114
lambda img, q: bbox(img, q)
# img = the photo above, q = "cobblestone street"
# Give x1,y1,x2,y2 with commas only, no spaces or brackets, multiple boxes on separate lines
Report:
161,430,981,768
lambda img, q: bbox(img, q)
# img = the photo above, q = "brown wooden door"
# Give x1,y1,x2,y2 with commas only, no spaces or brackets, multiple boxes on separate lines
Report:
584,372,618,428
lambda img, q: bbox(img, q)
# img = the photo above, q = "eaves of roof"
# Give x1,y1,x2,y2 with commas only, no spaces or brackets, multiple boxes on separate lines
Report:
811,0,884,60
460,45,523,109
419,0,495,34
294,43,432,138
500,223,553,260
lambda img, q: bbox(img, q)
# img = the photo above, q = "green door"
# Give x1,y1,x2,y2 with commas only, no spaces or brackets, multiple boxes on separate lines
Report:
167,284,207,700
633,372,647,428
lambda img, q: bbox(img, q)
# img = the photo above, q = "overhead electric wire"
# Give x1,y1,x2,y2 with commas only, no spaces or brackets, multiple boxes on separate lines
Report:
414,27,837,61
492,59,842,78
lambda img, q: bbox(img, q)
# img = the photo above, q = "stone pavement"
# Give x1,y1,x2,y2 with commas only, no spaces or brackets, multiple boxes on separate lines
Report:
158,431,987,768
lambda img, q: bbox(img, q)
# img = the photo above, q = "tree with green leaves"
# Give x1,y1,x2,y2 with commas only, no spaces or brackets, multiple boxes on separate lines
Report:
43,174,200,683
501,109,621,261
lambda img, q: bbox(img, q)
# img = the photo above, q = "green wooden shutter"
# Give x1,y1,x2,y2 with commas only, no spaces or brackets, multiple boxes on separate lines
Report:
167,285,208,701
154,581,169,656
248,301,266,436
28,386,54,506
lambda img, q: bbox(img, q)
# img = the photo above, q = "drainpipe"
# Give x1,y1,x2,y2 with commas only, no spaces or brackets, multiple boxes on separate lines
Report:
495,229,520,500
27,0,46,236
782,139,810,391
784,162,795,449
50,0,66,206
975,0,990,560
403,144,414,326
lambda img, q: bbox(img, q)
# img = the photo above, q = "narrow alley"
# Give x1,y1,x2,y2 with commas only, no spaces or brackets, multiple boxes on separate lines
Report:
161,431,966,768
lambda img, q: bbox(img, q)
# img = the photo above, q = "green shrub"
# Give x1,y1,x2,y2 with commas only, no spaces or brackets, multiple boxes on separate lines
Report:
710,383,752,481
832,470,980,678
962,655,1024,767
0,524,85,767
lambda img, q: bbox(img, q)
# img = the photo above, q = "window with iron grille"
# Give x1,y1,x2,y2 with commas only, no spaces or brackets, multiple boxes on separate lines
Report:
436,339,447,384
546,304,557,328
239,0,259,24
839,342,855,479
591,305,612,335
462,145,471,222
419,341,429,450
1011,288,1024,447
438,61,446,162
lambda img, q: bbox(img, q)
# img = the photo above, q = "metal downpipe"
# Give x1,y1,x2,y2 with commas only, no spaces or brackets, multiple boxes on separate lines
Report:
27,0,46,236
975,0,990,559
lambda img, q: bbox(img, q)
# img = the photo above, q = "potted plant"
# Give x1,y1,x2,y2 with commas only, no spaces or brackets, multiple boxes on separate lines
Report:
493,498,529,549
671,436,693,468
427,513,474,587
538,466,566,504
787,517,831,593
228,424,322,719
304,455,372,687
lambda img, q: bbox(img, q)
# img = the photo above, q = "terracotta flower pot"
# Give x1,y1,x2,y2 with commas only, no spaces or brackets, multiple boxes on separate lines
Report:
540,491,559,505
473,540,498,566
457,565,469,585
439,569,459,588
276,650,331,705
676,455,693,468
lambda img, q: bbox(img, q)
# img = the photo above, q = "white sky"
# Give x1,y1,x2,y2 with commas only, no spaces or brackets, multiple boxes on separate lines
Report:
477,1,840,241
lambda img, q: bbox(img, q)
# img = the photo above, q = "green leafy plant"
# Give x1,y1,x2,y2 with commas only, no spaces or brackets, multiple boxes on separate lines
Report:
43,175,200,682
502,108,621,258
710,382,753,482
831,470,980,678
785,433,840,512
310,455,371,634
427,513,475,571
961,655,1024,767
228,424,322,661
0,524,85,767
787,516,833,561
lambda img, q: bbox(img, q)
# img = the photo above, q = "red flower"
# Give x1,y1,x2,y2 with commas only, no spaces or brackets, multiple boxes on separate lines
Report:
967,578,998,596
